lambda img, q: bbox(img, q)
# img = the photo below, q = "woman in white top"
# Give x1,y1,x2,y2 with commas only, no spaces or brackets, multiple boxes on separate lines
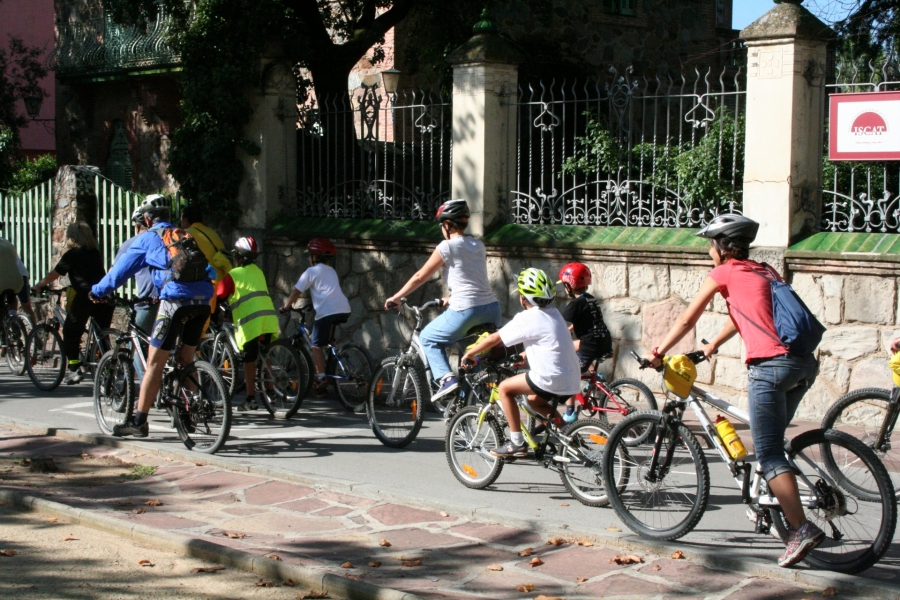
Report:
384,199,501,401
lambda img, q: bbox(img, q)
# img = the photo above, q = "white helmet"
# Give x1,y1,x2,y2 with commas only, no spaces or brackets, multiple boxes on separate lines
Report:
138,194,170,218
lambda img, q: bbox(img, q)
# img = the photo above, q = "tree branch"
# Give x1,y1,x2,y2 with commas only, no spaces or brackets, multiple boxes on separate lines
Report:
285,0,335,52
343,0,416,58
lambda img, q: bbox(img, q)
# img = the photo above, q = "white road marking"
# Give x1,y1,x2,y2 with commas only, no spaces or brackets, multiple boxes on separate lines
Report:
50,401,93,411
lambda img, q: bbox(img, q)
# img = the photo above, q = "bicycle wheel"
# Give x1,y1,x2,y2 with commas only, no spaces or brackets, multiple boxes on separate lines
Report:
85,328,122,378
559,419,625,507
293,341,316,399
25,324,66,391
93,350,135,435
171,361,231,454
602,410,710,540
767,429,896,575
367,356,425,448
198,336,238,399
446,406,504,489
4,317,26,376
258,340,307,419
589,378,657,445
330,343,375,413
822,387,900,499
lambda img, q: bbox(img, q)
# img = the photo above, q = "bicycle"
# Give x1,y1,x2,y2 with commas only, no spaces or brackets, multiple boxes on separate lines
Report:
93,297,231,454
601,349,896,575
0,291,27,375
24,289,119,391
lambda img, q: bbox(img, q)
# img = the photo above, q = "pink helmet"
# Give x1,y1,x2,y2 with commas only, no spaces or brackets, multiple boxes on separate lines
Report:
557,262,591,289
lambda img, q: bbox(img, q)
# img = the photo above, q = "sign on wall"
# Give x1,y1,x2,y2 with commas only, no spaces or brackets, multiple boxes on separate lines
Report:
830,92,900,160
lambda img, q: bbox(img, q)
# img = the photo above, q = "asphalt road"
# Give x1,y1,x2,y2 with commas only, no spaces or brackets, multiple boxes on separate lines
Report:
1,365,898,589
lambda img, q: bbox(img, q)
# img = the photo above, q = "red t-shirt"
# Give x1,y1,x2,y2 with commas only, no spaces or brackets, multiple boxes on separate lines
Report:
708,260,787,363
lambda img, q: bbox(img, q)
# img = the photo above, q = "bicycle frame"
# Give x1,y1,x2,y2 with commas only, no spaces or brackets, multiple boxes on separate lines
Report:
287,307,356,384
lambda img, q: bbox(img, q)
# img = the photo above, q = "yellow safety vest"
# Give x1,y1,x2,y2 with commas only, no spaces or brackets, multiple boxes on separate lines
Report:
228,264,279,350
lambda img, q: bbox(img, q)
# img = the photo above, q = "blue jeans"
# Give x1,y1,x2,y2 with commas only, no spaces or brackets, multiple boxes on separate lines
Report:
747,353,818,481
420,301,501,381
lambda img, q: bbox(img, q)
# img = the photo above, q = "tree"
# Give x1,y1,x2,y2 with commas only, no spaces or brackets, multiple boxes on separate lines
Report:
809,0,899,62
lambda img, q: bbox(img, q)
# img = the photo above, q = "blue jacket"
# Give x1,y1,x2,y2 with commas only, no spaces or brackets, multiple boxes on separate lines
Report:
92,221,212,302
114,235,157,300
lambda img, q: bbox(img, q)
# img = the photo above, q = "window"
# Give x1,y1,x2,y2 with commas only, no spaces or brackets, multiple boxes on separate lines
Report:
604,0,636,16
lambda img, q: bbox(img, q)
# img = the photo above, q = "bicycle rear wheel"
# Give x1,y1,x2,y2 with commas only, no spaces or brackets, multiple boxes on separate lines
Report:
84,328,121,379
4,317,26,375
25,323,66,391
197,337,238,399
768,429,896,574
330,343,375,413
559,419,624,507
172,361,231,454
446,406,504,489
258,340,307,419
93,350,135,435
602,410,710,540
367,356,425,448
590,378,657,445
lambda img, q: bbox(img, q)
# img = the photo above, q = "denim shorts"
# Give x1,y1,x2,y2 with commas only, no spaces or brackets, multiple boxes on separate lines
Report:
747,353,818,481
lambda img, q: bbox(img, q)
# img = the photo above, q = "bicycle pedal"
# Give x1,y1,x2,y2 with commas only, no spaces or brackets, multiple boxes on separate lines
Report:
551,455,572,463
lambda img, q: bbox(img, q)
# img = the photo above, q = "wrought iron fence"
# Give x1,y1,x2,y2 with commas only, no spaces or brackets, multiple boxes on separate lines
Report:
0,179,54,281
506,65,746,227
821,59,900,233
295,87,451,220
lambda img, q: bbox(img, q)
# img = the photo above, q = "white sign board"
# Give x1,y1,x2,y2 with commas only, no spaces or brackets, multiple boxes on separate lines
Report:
830,91,900,161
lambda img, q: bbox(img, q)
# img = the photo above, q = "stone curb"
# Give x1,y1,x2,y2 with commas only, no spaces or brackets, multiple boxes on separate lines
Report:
2,414,899,599
0,487,425,600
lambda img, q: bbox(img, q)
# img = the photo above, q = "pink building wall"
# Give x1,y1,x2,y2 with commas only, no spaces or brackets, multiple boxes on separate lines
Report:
0,0,55,158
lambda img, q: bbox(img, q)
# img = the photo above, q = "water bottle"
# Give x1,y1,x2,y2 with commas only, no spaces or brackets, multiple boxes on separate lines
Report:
715,415,747,460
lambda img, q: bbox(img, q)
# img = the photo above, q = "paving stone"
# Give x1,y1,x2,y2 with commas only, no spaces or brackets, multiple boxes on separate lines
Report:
314,506,354,517
429,543,518,571
722,579,811,599
197,533,255,549
578,572,675,596
368,528,461,552
73,482,161,500
449,522,541,546
462,570,567,598
176,471,267,496
278,497,330,513
316,490,375,507
640,558,741,592
279,534,378,560
148,464,195,478
244,480,315,505
220,505,268,516
115,512,207,530
203,492,241,504
517,545,629,580
220,512,343,535
155,465,216,481
368,503,458,526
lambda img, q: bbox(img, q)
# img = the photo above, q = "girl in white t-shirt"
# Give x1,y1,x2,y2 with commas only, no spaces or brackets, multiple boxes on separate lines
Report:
385,199,501,402
282,238,351,393
461,268,581,458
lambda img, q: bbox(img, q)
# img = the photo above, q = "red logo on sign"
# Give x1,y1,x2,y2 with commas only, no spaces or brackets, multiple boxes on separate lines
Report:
851,111,887,136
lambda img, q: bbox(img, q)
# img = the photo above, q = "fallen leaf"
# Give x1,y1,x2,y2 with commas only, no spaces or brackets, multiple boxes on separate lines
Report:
145,500,163,507
44,517,57,523
486,564,503,571
298,591,329,599
610,554,643,565
255,579,277,587
346,575,363,581
560,503,570,507
0,550,17,556
529,557,545,567
518,547,534,557
379,539,392,547
534,596,564,600
80,454,91,459
576,577,587,582
652,565,661,571
266,554,282,561
138,559,154,567
341,561,354,569
517,583,536,592
402,559,423,567
606,526,621,532
60,536,78,542
822,588,837,597
223,532,246,539
132,508,146,515
439,511,450,517
368,561,381,567
195,463,203,467
192,566,226,573
546,537,567,546
577,540,594,547
283,579,295,587
671,550,685,559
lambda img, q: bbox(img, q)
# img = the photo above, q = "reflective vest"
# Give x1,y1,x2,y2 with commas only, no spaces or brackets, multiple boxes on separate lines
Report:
228,264,279,350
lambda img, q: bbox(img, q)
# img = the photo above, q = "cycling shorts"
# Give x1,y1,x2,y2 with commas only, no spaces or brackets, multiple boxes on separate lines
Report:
242,334,273,363
150,299,210,351
525,372,572,404
16,277,30,305
311,312,349,347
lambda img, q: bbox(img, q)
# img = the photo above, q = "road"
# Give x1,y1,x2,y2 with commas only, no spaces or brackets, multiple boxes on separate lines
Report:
1,366,898,590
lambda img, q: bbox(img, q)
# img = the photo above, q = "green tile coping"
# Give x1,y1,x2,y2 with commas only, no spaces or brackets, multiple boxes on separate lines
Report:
788,232,900,261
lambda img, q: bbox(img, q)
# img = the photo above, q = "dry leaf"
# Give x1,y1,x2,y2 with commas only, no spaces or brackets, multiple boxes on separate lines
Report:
165,457,173,462
652,565,661,571
60,536,78,542
671,550,685,560
534,596,564,600
138,559,154,567
576,577,587,582
223,532,246,539
341,561,354,569
266,554,282,561
610,554,643,565
518,547,534,557
486,564,503,571
132,508,146,515
379,539,392,547
283,579,295,587
368,561,381,568
145,500,163,507
255,579,277,587
529,557,545,567
576,540,594,547
0,550,17,557
439,511,450,517
44,517,57,523
606,526,621,532
298,591,329,599
346,575,363,581
516,583,536,592
402,559,423,567
560,503,570,507
192,566,226,573
546,537,567,546
822,588,837,597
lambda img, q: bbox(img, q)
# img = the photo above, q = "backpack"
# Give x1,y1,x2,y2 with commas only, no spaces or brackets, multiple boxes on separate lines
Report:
153,227,210,283
728,265,826,356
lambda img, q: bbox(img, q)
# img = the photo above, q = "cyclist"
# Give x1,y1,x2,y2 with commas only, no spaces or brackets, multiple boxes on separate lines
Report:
384,199,501,401
281,238,350,396
0,221,37,324
216,237,279,411
180,203,231,326
32,222,114,385
0,236,24,319
640,213,822,568
461,268,581,458
558,262,612,423
90,195,213,438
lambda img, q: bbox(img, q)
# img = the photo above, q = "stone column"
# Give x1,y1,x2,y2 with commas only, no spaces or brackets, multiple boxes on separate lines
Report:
237,60,297,232
52,165,100,263
740,1,833,248
446,12,523,236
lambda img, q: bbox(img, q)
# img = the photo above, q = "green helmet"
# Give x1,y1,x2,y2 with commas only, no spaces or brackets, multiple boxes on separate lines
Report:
517,268,554,305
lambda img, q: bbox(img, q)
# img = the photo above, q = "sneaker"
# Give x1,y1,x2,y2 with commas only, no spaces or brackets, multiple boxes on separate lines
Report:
778,520,826,568
431,376,459,402
490,441,528,458
64,369,84,385
562,411,578,424
311,379,329,398
112,420,149,438
237,399,259,412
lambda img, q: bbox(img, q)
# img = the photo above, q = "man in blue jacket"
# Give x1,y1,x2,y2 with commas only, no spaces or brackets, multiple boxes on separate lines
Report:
91,195,212,438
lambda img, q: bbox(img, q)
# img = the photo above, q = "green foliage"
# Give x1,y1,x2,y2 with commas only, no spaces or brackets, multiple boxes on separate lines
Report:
9,154,56,193
126,465,156,480
0,125,16,191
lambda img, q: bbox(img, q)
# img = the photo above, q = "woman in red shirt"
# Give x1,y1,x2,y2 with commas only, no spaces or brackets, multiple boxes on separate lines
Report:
643,214,822,568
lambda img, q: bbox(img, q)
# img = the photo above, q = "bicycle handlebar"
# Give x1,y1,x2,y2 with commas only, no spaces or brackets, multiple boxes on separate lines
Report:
631,339,715,371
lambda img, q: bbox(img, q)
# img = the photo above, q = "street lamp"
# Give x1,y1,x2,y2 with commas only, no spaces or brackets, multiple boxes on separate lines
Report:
24,93,43,119
381,68,401,95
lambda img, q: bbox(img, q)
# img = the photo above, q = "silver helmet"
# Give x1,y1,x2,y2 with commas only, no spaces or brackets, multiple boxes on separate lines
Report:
696,213,759,245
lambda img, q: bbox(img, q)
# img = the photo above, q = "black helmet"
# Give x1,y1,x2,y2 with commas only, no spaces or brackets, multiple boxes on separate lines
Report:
696,213,759,245
435,199,470,224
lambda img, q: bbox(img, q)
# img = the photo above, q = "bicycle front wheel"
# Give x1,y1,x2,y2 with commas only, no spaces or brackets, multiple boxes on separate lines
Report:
559,419,624,507
590,378,657,445
258,340,308,419
85,328,122,379
330,343,375,413
602,410,710,540
197,337,238,399
93,350,135,435
367,356,425,448
25,324,66,391
4,317,26,375
172,361,231,454
445,406,504,489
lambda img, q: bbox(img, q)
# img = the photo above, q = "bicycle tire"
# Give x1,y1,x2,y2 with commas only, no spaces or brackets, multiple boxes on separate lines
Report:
93,350,135,435
602,410,710,540
258,340,308,419
821,387,900,499
25,323,66,391
87,328,122,379
589,378,657,445
445,406,505,489
768,429,896,574
559,419,623,507
197,337,239,400
171,360,232,454
330,343,375,413
294,342,315,399
367,356,425,448
4,317,27,376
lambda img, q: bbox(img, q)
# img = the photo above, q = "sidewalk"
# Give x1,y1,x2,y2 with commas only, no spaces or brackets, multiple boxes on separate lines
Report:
0,424,858,599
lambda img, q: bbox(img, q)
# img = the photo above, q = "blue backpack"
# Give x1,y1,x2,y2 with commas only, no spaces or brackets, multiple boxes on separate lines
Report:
728,265,826,356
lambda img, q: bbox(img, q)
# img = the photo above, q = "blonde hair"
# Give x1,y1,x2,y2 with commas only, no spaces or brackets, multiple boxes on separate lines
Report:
65,221,97,250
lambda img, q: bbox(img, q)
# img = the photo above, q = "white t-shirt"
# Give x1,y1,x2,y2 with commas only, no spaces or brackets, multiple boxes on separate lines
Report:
294,263,351,319
498,306,582,396
0,236,27,277
437,236,496,311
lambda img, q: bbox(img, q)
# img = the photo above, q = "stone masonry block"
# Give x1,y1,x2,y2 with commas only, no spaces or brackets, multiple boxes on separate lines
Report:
819,356,850,394
380,251,411,271
713,293,729,314
844,276,895,325
822,275,842,324
600,263,627,299
628,264,669,303
603,298,641,341
790,273,824,322
695,313,742,357
642,299,693,354
614,342,661,389
849,357,893,391
714,356,747,392
819,326,880,361
352,251,382,274
670,267,707,303
794,378,837,424
882,329,900,355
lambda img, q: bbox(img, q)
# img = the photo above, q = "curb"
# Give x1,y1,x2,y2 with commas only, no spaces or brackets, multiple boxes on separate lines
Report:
2,414,899,599
0,487,425,600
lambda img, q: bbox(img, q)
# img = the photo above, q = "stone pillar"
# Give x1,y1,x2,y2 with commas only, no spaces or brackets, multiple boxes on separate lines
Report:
740,1,833,248
52,165,100,263
237,60,297,232
447,12,523,236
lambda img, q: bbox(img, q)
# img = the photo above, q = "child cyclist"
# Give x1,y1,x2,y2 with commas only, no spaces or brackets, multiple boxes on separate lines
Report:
461,268,581,458
216,237,280,412
557,262,612,423
281,238,351,395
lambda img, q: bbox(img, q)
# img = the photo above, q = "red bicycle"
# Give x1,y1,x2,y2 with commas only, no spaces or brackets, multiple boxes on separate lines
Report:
573,357,657,445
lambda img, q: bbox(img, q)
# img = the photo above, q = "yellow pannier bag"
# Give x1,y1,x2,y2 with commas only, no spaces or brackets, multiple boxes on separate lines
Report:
663,354,698,399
